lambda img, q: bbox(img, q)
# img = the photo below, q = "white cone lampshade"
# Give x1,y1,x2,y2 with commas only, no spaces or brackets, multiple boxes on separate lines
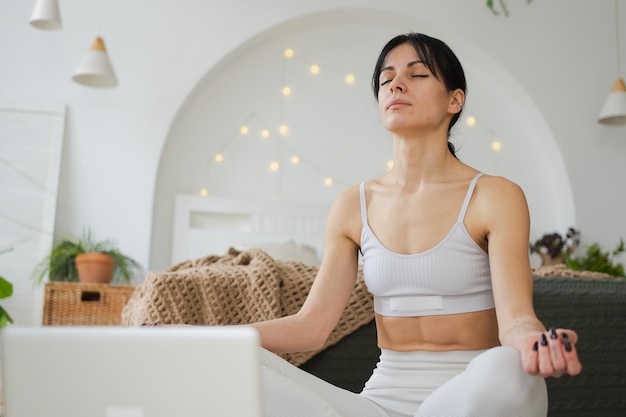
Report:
598,77,626,126
30,0,62,30
72,37,118,88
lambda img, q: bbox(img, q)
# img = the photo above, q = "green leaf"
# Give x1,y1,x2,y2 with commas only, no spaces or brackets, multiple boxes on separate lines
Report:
0,276,13,299
565,238,626,278
0,306,14,328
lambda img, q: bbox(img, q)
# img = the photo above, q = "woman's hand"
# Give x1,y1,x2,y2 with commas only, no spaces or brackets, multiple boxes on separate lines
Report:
522,328,582,378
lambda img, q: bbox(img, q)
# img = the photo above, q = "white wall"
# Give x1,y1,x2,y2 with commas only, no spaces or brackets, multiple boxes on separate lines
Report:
1,1,625,294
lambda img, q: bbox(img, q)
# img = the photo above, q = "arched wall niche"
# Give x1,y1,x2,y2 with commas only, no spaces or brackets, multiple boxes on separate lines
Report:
150,8,575,270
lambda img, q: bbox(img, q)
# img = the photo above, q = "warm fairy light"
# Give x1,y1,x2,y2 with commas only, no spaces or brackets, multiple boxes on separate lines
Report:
240,125,249,135
261,129,270,139
345,74,356,84
491,141,502,151
290,155,300,164
199,188,209,197
387,160,394,171
214,153,224,162
324,177,333,187
269,161,280,171
279,125,289,136
282,86,292,96
310,64,320,75
283,48,294,58
466,116,476,127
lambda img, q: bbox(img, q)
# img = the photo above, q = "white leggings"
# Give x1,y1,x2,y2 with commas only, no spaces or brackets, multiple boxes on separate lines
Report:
260,346,547,417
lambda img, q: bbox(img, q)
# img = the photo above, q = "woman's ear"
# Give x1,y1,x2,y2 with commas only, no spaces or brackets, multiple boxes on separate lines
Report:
448,89,465,114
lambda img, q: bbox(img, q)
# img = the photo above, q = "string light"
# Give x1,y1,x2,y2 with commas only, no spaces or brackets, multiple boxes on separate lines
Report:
206,46,470,196
462,113,506,153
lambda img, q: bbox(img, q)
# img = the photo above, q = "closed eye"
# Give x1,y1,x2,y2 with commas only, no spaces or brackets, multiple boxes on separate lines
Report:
380,79,392,86
412,74,428,78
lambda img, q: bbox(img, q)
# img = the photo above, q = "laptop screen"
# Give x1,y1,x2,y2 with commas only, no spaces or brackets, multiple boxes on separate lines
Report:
1,325,262,417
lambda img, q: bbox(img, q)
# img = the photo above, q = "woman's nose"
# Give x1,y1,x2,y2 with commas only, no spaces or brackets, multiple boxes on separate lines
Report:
389,77,405,93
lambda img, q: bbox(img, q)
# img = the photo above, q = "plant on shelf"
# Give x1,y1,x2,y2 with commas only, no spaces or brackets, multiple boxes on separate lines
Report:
530,227,580,266
0,247,14,328
0,276,14,328
486,0,534,16
566,238,626,278
32,230,141,285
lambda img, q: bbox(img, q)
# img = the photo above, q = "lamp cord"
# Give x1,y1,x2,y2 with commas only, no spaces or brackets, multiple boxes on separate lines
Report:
616,0,622,75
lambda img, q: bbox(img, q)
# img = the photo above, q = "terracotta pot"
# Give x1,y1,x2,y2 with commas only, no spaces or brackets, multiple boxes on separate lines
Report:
75,253,114,283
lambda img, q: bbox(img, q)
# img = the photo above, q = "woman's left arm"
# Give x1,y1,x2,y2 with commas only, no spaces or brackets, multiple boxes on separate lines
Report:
480,176,582,378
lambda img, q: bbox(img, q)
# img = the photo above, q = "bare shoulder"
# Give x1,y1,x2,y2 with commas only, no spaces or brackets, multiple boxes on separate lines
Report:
474,174,530,232
331,183,361,209
477,174,524,193
476,174,528,207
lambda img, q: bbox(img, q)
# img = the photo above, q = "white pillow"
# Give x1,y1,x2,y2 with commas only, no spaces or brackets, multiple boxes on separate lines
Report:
243,240,321,266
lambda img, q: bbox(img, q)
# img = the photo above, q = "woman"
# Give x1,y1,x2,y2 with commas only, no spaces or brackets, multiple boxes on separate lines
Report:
251,32,582,417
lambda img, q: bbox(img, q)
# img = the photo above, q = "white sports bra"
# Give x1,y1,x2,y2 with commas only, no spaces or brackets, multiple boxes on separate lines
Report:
359,173,495,317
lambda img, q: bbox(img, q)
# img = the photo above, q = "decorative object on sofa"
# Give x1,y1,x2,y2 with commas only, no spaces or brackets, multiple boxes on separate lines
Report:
72,36,119,88
598,0,626,125
32,229,141,285
29,0,62,30
565,238,625,278
530,227,580,266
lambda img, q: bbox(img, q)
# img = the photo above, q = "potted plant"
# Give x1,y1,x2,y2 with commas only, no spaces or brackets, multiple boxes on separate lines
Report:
0,247,14,328
566,238,625,278
530,227,580,266
32,230,141,285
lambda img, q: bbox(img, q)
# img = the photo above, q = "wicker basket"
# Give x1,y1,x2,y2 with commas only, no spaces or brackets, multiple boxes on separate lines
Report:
42,282,136,326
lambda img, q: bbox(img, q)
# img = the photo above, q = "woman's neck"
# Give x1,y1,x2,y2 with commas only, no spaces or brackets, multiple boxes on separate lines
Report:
388,131,458,188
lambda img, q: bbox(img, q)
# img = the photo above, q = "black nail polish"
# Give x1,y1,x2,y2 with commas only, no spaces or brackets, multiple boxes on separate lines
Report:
562,332,572,352
541,333,548,346
532,341,538,351
549,327,557,339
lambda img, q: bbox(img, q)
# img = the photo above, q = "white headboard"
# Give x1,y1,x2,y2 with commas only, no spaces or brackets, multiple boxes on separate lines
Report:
171,194,330,265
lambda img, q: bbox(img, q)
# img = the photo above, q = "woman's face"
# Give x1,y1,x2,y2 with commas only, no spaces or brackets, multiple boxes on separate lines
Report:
377,43,456,134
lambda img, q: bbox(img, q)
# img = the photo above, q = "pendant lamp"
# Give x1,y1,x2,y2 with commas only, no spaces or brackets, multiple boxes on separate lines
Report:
30,0,62,30
598,0,626,125
72,36,118,88
598,77,626,125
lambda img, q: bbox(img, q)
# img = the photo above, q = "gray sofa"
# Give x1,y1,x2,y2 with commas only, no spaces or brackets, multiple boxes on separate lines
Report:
300,276,626,417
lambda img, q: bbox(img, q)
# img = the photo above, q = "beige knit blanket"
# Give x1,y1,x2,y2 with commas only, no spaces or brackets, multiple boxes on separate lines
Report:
122,248,374,366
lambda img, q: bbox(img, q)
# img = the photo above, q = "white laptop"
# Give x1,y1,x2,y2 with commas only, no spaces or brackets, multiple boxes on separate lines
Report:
1,325,263,417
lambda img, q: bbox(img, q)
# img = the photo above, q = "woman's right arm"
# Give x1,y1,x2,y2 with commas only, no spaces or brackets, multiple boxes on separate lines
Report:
251,186,362,354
